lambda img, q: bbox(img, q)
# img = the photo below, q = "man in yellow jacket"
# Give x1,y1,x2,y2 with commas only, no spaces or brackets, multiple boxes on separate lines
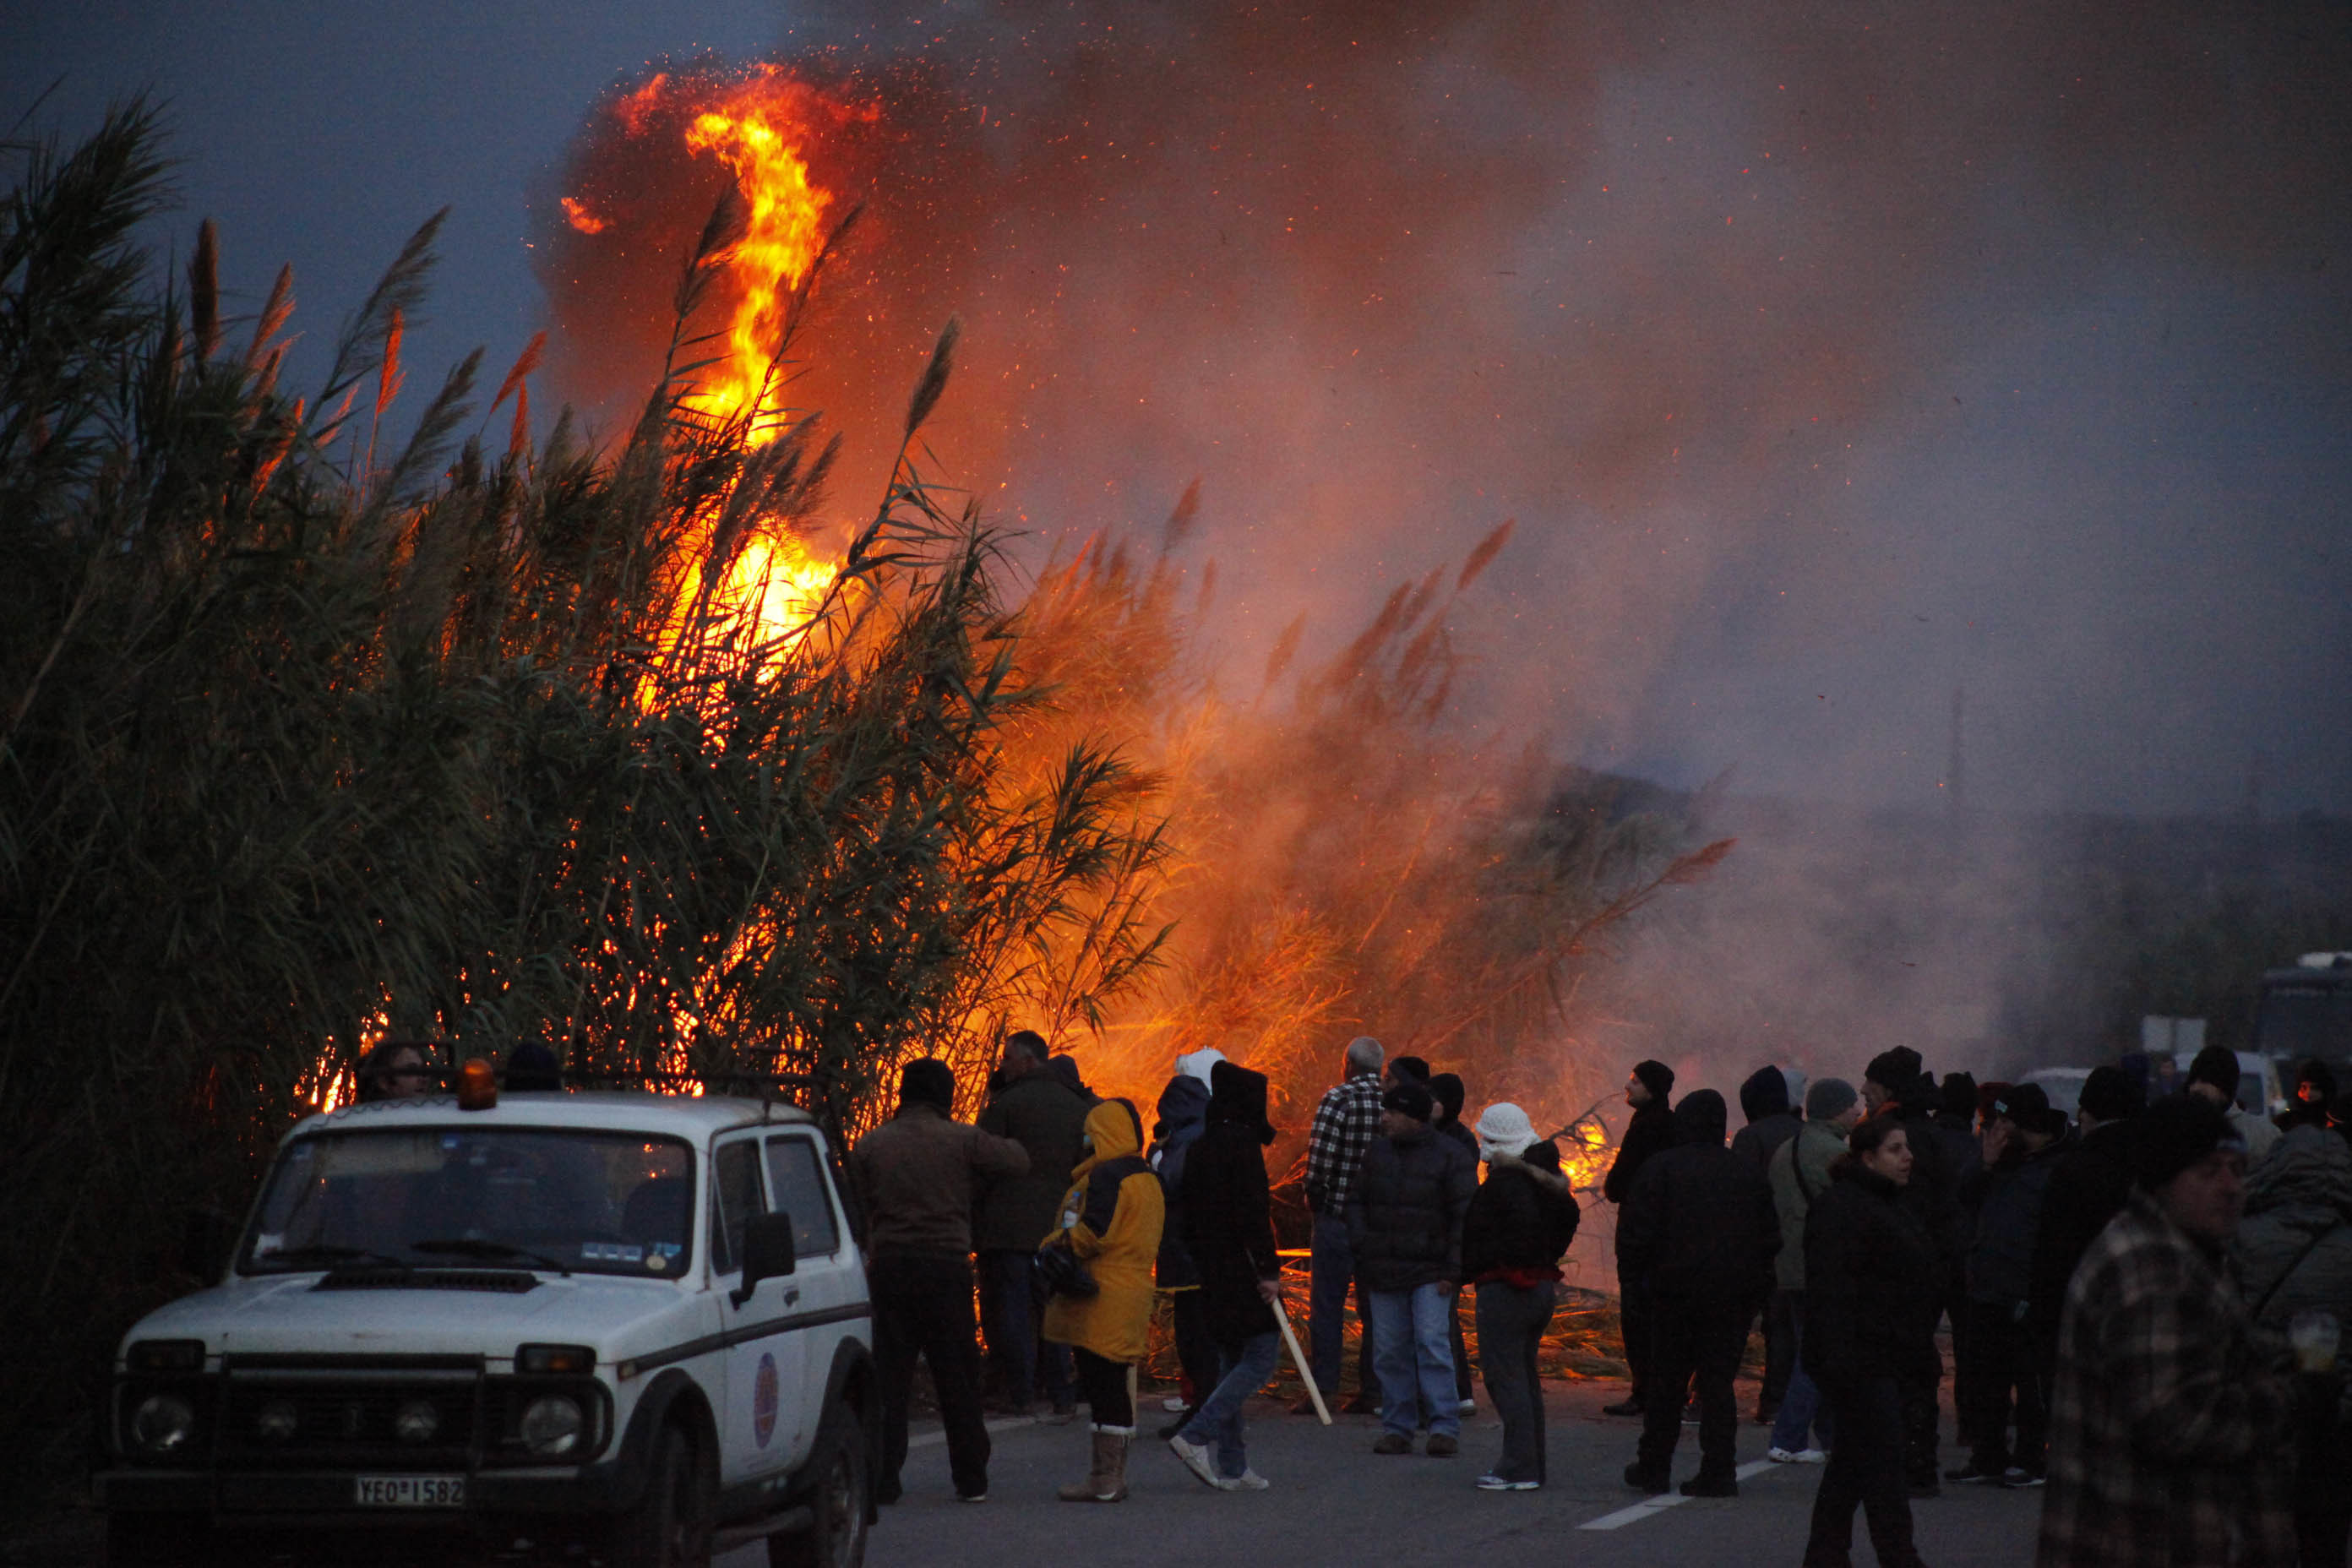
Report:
1043,1099,1166,1500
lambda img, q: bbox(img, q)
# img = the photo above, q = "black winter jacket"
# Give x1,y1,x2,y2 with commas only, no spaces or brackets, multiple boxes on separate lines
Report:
1803,1159,1942,1391
1729,1065,1802,1177
1349,1124,1478,1292
1957,1133,2068,1307
1183,1065,1282,1345
1603,1097,1676,1205
1461,1142,1581,1280
1615,1091,1779,1306
2027,1119,2137,1349
1881,1081,1960,1273
974,1068,1094,1252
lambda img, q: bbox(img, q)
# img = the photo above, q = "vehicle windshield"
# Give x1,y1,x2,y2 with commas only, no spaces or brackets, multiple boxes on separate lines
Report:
2256,985,2352,1061
240,1126,694,1278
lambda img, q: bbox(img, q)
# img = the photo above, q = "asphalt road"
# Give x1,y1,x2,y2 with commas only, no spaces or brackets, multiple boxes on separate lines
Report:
719,1380,2044,1568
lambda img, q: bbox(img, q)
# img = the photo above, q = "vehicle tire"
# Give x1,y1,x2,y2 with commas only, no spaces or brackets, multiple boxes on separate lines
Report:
102,1511,219,1567
602,1423,712,1568
768,1407,869,1568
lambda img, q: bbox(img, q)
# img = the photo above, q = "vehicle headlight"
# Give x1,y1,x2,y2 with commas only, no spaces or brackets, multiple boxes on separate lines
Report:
394,1400,441,1443
256,1400,298,1441
130,1393,197,1455
520,1394,584,1456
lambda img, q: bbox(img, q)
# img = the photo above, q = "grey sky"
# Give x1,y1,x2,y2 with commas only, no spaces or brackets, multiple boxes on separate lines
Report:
9,0,2348,818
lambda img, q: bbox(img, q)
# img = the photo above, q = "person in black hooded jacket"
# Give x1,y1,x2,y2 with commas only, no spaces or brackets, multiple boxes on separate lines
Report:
1620,1089,1780,1497
1800,1114,1939,1568
1167,1063,1286,1490
1732,1064,1804,1423
1148,1071,1219,1437
2025,1066,2142,1378
1603,1058,1678,1416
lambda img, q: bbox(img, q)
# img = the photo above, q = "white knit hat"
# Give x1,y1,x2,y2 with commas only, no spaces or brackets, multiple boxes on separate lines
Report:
1474,1102,1539,1165
1175,1048,1227,1085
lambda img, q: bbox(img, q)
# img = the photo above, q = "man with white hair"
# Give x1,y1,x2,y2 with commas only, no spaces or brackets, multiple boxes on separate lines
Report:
1304,1035,1387,1410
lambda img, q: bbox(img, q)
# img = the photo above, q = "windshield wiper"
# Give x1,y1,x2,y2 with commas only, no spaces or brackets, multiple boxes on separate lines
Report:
409,1238,571,1276
253,1244,406,1272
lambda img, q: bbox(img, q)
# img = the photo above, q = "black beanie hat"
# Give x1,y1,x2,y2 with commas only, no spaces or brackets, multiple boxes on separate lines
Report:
1633,1059,1675,1101
1941,1071,1979,1119
1389,1054,1432,1084
2078,1065,2142,1124
1384,1081,1435,1122
2184,1044,2244,1099
2134,1095,2240,1190
1429,1072,1466,1122
900,1058,956,1111
1865,1047,1923,1090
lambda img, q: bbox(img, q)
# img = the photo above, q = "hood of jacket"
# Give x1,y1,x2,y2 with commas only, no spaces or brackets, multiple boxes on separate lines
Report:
1155,1073,1210,1143
2246,1123,2352,1221
1074,1097,1143,1178
1673,1088,1729,1148
1208,1060,1275,1144
1740,1065,1791,1124
1834,1156,1903,1200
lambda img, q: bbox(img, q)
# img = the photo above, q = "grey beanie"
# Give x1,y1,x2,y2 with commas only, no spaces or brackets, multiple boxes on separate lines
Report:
1805,1076,1859,1120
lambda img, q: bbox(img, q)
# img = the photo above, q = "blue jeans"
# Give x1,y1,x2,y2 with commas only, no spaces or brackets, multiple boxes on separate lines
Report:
1771,1293,1833,1453
1308,1212,1355,1396
1369,1282,1461,1439
1177,1329,1282,1478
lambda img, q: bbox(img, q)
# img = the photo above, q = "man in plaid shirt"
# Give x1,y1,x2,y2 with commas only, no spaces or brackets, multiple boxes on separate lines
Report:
1304,1036,1389,1406
2039,1095,2296,1568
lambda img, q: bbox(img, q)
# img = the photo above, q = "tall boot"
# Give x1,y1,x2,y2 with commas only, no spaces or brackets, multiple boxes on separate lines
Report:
1058,1426,1130,1502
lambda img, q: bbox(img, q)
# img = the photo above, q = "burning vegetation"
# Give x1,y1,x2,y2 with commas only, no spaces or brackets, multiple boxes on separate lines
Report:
1,76,1723,1473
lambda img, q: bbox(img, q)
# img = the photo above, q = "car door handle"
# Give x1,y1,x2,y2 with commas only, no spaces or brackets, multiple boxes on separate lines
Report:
784,1288,801,1307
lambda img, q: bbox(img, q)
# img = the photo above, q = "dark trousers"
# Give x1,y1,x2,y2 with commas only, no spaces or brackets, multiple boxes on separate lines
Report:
1617,1264,1655,1403
1760,1288,1799,1413
2294,1376,2349,1568
1636,1296,1746,1479
1168,1288,1222,1408
1899,1363,1942,1487
873,1251,990,1500
1072,1345,1134,1429
977,1248,1071,1407
1962,1298,2047,1473
1805,1375,1919,1568
1476,1280,1555,1484
1945,1284,1979,1449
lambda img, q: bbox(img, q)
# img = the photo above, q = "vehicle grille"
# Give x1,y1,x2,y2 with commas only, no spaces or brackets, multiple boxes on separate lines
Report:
217,1375,480,1469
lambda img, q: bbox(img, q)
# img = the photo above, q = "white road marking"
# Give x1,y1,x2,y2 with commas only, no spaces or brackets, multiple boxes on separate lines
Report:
1574,1458,1780,1530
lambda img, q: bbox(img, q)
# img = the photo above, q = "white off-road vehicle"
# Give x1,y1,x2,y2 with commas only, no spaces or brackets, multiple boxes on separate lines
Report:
97,1086,876,1568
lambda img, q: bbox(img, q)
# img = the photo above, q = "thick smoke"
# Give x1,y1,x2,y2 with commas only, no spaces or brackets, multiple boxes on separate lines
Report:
535,0,2350,1110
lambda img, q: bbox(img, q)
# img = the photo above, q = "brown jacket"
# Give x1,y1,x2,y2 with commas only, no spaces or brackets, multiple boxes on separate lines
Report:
848,1102,1028,1259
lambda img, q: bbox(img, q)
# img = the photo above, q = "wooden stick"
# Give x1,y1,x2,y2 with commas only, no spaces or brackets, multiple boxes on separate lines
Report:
1274,1297,1331,1425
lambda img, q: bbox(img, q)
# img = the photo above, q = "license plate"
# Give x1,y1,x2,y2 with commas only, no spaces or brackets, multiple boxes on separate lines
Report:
353,1474,466,1507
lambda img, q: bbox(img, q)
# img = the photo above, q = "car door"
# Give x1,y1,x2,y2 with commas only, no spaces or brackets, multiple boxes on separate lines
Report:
710,1130,808,1493
761,1130,861,1422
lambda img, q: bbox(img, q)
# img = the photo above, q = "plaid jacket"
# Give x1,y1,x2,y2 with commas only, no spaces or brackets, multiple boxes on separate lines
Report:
2038,1190,2295,1568
1304,1070,1386,1218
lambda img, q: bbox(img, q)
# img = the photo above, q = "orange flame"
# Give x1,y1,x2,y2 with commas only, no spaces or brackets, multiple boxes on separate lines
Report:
561,196,607,235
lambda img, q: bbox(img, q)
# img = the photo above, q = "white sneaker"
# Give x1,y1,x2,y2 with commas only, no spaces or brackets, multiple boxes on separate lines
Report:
1477,1473,1540,1491
1217,1469,1271,1491
1767,1447,1802,1463
1162,1396,1190,1412
1168,1434,1222,1489
1792,1448,1828,1464
1456,1398,1478,1416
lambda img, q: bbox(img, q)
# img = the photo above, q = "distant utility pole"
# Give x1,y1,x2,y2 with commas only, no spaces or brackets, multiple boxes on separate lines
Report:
1946,686,1967,822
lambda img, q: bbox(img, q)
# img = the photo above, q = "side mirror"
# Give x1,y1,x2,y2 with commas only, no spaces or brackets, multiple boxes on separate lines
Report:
729,1211,797,1308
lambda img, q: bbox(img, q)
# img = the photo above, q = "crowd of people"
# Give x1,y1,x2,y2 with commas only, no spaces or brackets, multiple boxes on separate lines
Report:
356,1026,2349,1562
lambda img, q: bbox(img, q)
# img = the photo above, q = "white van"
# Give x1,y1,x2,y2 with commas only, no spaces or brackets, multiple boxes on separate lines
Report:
97,1089,875,1568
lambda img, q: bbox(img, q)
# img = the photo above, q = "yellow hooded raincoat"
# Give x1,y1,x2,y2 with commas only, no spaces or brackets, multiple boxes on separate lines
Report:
1040,1101,1166,1364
